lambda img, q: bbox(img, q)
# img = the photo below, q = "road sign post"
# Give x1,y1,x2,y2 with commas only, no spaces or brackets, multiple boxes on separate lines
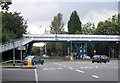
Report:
94,50,96,55
17,46,26,67
13,47,15,67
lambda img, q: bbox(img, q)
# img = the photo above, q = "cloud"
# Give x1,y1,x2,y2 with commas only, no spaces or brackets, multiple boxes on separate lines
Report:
9,1,118,34
82,9,117,27
27,21,51,34
12,0,119,2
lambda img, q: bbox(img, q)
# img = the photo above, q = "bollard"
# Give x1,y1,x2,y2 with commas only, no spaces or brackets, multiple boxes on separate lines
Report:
28,58,32,67
70,55,73,61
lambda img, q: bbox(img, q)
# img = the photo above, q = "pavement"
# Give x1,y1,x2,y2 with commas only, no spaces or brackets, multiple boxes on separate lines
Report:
1,60,119,83
2,65,36,69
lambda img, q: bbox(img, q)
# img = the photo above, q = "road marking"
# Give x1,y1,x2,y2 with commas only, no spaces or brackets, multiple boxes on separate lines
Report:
95,66,98,68
35,68,38,83
63,65,67,67
68,67,73,69
79,66,98,69
2,69,35,71
57,68,63,70
57,64,62,66
92,75,99,79
75,69,85,73
43,68,49,70
44,68,63,71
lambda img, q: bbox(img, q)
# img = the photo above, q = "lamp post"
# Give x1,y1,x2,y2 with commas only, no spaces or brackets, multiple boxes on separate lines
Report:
45,42,47,55
71,41,72,54
68,47,69,56
13,42,15,67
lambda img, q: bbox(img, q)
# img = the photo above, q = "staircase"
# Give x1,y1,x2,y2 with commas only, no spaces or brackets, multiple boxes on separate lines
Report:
0,37,33,53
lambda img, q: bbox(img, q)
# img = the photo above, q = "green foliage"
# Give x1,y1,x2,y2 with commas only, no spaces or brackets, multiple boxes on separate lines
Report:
81,22,95,35
0,1,12,11
2,11,28,42
68,10,82,34
75,31,82,34
94,14,120,35
50,13,64,34
46,42,69,56
31,47,41,56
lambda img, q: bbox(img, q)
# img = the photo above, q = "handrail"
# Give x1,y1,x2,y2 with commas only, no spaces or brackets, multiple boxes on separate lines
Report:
0,34,119,53
0,37,33,53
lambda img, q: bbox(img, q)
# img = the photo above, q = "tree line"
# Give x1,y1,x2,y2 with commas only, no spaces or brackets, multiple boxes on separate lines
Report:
1,2,120,58
1,1,27,43
43,11,120,58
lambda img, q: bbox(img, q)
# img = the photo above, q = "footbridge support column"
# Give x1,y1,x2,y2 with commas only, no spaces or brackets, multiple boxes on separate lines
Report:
26,42,33,57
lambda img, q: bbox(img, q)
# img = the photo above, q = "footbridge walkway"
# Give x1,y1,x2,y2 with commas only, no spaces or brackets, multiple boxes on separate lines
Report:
0,34,119,53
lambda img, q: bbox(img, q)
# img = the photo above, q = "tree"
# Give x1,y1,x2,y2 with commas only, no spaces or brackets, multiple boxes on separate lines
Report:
94,14,120,35
50,13,64,34
0,1,12,11
2,11,28,42
81,22,95,35
93,14,120,58
68,10,82,34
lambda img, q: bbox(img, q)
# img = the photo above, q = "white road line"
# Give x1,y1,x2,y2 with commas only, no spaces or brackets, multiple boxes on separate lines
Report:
63,65,67,67
56,68,63,70
43,68,49,70
2,69,34,71
92,75,99,79
75,69,85,73
95,66,98,68
44,68,63,71
58,64,62,65
68,67,73,69
35,68,38,83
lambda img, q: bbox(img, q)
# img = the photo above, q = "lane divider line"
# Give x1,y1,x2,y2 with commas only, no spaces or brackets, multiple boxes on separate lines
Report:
63,65,67,67
35,68,38,83
43,68,49,70
92,75,99,79
75,69,85,73
68,67,73,69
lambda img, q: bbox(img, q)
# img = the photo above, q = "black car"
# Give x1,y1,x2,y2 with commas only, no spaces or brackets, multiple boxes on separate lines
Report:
92,55,110,63
23,56,44,65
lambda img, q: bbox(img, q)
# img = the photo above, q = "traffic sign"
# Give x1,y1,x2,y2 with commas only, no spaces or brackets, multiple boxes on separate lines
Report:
80,50,82,52
94,50,96,53
17,46,26,50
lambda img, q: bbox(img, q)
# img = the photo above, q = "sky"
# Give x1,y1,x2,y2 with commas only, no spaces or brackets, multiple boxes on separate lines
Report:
8,0,119,46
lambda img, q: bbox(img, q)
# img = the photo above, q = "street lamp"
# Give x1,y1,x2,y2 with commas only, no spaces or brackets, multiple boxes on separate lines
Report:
13,41,15,67
71,41,72,54
45,42,47,55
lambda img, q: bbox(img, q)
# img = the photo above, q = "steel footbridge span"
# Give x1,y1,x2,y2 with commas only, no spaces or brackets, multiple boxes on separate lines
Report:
24,34,119,42
0,34,120,53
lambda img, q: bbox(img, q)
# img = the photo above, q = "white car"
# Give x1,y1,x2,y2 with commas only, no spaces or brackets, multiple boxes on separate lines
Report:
80,55,91,60
84,56,91,60
42,54,49,58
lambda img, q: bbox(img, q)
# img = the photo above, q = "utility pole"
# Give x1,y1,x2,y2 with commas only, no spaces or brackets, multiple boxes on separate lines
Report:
71,41,72,54
68,47,69,56
45,43,47,54
13,42,15,67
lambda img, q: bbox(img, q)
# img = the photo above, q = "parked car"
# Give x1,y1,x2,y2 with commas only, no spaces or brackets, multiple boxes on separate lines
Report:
83,55,91,60
80,55,91,60
23,56,44,65
92,55,110,63
42,54,49,58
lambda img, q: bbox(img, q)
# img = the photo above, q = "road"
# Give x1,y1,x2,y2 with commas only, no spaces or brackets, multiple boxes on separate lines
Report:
2,60,119,83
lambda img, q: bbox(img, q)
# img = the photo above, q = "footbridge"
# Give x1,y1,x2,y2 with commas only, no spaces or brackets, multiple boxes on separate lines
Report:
0,34,120,53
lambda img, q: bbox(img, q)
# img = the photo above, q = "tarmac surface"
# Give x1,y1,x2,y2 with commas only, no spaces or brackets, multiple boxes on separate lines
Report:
1,60,119,83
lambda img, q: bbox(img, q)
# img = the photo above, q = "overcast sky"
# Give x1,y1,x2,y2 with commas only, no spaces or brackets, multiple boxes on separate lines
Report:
8,0,119,46
9,0,119,34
